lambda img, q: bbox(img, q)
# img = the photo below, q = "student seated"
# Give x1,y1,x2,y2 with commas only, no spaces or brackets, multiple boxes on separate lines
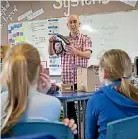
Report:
85,49,138,139
134,57,138,77
132,57,138,87
1,43,77,135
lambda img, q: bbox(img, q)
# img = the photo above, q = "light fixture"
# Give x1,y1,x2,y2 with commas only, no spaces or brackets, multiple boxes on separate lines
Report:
81,24,97,33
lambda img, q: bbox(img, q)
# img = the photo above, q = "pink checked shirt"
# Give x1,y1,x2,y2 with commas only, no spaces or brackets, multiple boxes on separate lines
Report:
60,33,92,84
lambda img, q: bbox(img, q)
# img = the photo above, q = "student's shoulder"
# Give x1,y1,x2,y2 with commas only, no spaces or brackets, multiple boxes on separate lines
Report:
91,90,105,98
1,91,8,99
86,90,106,114
1,91,8,106
32,92,61,106
88,90,105,104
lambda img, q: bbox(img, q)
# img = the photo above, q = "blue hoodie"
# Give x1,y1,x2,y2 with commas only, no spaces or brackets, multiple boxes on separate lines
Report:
85,82,138,139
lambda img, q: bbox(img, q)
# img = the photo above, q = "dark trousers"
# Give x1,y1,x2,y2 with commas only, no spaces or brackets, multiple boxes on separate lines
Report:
67,84,78,139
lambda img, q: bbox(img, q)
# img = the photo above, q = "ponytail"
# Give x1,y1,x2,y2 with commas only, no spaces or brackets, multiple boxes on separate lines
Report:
2,55,29,134
119,78,138,104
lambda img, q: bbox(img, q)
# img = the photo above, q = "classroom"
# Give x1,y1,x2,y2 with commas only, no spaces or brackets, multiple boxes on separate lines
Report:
1,1,138,139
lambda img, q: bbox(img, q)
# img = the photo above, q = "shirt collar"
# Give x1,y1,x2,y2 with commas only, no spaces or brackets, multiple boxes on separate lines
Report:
69,31,80,39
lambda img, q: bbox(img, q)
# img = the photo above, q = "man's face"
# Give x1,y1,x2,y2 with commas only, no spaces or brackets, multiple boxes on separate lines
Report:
67,15,80,34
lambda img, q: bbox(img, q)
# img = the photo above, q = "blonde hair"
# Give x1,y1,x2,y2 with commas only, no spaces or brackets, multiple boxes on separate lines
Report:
100,49,138,103
1,45,11,59
1,43,40,134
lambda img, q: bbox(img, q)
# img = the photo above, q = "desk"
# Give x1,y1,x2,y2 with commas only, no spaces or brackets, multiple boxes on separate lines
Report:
54,92,93,139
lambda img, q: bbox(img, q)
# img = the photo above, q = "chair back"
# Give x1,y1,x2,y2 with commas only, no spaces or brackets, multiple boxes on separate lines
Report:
106,115,138,139
3,133,57,139
2,121,74,139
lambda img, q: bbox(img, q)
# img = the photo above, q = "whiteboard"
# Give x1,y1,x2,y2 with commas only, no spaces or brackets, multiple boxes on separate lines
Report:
8,10,138,75
8,19,62,75
59,10,138,65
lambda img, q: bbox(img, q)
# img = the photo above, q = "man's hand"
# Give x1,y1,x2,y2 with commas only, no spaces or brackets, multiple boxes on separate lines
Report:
48,36,57,55
67,45,78,55
49,36,57,43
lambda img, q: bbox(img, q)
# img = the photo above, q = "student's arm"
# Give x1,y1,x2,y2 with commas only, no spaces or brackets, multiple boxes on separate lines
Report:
85,97,98,139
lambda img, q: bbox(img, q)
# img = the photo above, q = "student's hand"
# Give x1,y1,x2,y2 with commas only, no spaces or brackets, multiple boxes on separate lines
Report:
63,118,77,134
37,65,51,93
67,45,78,55
49,36,57,43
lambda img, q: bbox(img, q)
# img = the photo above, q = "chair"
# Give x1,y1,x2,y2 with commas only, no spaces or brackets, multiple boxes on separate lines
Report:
1,121,74,139
106,115,138,139
2,133,57,139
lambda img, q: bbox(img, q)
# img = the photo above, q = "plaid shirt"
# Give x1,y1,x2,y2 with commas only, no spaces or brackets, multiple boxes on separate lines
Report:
60,33,92,84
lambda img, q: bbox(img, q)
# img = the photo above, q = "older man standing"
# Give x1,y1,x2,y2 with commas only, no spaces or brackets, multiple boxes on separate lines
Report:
48,15,92,139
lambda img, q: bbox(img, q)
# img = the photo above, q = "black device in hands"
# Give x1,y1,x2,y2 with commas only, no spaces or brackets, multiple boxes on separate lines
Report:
53,34,70,55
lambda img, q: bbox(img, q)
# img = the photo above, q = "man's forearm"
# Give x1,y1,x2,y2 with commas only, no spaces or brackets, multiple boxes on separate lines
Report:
48,42,55,55
76,50,91,59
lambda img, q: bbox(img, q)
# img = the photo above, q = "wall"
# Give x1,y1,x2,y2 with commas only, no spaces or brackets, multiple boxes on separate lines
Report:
1,1,138,81
1,1,138,45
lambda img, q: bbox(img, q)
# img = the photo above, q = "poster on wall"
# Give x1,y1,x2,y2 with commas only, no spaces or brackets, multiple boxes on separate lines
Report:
8,23,26,46
48,18,62,75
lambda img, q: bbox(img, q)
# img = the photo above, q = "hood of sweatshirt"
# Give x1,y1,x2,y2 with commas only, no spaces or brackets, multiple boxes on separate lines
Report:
100,81,138,116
